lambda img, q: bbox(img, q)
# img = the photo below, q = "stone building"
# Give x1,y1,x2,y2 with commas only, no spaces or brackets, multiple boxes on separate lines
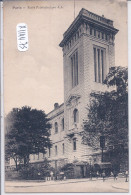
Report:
11,8,118,177
38,8,118,177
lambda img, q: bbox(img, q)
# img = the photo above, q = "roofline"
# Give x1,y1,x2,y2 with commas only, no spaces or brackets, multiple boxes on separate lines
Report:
59,8,118,47
47,103,64,116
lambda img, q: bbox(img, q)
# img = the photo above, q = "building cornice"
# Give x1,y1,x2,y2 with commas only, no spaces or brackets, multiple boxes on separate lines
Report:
48,109,64,120
59,8,118,47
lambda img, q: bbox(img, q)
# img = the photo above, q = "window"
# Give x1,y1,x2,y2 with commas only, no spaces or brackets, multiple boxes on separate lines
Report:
33,154,35,160
62,143,65,154
90,28,93,35
37,153,39,160
98,31,100,38
94,48,97,82
62,118,64,131
94,29,96,36
74,34,76,41
97,49,101,83
55,145,57,156
69,41,71,47
101,50,104,82
77,31,79,38
55,122,58,134
102,33,104,39
73,139,76,151
93,46,106,83
49,128,51,135
49,148,51,157
71,51,78,88
73,109,79,123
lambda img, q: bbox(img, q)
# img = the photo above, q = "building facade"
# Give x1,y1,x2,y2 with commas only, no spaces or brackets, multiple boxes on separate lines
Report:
8,8,118,176
41,8,118,174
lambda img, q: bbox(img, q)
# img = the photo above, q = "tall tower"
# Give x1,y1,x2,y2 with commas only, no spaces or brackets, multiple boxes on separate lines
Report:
59,9,118,163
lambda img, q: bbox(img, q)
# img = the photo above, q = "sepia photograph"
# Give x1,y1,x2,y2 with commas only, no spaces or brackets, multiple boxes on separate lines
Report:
3,0,129,193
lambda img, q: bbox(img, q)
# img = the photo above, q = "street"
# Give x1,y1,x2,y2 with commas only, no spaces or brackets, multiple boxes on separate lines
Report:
5,177,129,193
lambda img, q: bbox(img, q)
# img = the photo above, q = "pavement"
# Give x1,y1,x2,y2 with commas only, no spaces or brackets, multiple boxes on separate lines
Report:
112,180,129,191
5,177,129,192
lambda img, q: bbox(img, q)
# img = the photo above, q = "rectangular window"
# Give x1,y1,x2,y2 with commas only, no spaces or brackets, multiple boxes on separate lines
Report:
55,145,57,156
98,31,100,38
97,49,101,83
33,154,35,160
102,33,104,39
90,28,92,35
94,30,96,36
93,46,106,83
71,57,74,87
76,52,78,85
73,139,76,151
55,122,58,134
49,148,51,157
101,50,104,83
62,143,65,154
62,118,64,131
37,153,39,160
94,48,97,82
71,50,79,88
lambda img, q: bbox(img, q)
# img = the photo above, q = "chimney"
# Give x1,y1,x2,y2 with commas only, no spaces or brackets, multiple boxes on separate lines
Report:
54,103,59,109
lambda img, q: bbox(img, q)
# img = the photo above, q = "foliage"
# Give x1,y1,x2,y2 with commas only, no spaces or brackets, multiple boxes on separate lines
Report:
83,66,128,151
60,163,75,179
19,158,51,180
5,106,52,167
104,66,128,95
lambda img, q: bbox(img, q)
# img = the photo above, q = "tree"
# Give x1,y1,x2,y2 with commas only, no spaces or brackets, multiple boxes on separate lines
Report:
83,66,128,168
19,158,51,180
60,163,75,179
5,106,52,168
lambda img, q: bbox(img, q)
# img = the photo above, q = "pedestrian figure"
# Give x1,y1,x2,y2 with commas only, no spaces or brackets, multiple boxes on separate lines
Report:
37,172,41,180
90,171,92,180
50,171,53,180
114,172,117,181
96,171,99,179
110,171,113,177
102,171,105,182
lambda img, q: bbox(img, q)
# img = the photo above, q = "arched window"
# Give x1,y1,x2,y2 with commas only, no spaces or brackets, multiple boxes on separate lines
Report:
73,109,79,123
55,122,58,133
62,118,64,131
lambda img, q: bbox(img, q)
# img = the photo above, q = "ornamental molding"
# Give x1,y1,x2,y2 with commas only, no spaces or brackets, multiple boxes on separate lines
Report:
66,94,81,106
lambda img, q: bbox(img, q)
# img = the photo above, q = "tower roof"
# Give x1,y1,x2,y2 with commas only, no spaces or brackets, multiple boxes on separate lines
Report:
59,8,118,47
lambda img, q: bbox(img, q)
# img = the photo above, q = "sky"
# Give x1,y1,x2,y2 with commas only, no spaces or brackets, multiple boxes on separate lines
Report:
3,0,127,115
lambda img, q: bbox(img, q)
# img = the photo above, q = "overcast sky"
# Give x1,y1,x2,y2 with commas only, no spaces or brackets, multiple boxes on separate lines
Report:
4,0,127,115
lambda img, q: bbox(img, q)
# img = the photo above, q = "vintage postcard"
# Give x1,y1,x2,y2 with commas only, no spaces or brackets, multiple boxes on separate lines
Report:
3,0,128,193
